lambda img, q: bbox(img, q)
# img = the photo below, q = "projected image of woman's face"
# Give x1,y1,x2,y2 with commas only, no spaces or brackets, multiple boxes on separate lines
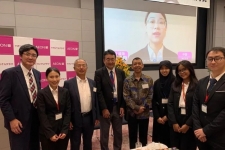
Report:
146,13,167,44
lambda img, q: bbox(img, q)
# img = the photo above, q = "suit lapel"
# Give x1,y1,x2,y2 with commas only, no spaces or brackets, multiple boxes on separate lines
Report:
103,67,113,89
87,78,94,106
58,87,63,110
16,65,30,101
115,68,121,93
33,69,41,90
207,74,225,102
45,86,58,107
73,77,81,102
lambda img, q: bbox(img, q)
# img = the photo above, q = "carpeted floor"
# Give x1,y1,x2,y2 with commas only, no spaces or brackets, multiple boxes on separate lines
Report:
72,117,153,150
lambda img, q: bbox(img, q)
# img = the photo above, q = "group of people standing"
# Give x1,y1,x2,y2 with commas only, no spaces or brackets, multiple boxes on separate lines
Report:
0,44,225,150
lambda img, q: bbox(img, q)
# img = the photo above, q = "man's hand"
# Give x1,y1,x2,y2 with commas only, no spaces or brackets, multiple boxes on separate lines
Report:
134,106,145,114
119,108,124,117
10,119,23,134
194,128,206,140
157,117,165,124
179,124,189,133
173,124,180,132
102,109,110,118
50,134,59,142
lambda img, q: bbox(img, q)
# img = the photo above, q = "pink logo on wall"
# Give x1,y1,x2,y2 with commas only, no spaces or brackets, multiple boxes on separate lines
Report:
0,36,14,55
41,72,48,88
65,41,79,56
33,38,50,56
178,52,192,60
51,56,66,71
67,71,76,79
14,55,21,66
115,51,128,60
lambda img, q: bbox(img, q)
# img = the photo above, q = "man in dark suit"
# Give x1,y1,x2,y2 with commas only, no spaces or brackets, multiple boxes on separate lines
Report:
63,58,99,150
94,49,126,150
126,45,177,64
193,47,225,149
0,44,41,150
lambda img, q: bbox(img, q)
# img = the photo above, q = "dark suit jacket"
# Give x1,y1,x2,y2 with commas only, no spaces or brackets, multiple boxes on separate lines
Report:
168,82,197,127
94,67,126,115
63,77,99,128
36,86,71,139
193,75,225,144
127,45,177,64
0,65,41,130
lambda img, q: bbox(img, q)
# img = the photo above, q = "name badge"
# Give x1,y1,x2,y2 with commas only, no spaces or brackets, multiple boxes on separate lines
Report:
181,108,186,115
93,87,97,92
142,84,149,89
113,92,117,98
55,113,62,120
202,104,207,113
162,98,168,104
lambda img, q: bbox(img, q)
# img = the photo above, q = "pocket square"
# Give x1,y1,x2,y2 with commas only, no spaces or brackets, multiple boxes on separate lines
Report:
215,91,225,92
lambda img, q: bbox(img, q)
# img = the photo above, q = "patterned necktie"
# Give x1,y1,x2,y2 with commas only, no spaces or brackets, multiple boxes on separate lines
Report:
207,78,217,93
28,71,37,106
110,71,114,87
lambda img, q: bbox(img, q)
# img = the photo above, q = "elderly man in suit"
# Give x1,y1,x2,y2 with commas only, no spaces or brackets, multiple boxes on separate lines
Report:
63,58,99,150
94,49,126,150
193,47,225,150
0,44,41,150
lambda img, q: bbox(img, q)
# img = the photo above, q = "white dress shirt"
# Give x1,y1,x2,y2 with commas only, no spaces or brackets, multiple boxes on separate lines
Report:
147,44,163,62
208,71,225,88
49,86,58,104
77,76,92,113
106,67,118,96
20,64,38,103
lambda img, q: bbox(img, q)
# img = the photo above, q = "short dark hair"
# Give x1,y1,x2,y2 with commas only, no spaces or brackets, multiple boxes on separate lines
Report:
174,60,198,90
19,44,38,57
103,49,116,59
145,12,167,26
45,67,60,77
132,57,143,65
206,47,225,58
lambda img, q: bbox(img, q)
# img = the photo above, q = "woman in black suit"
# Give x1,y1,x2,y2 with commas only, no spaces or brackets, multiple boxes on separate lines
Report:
167,60,197,150
152,60,175,147
37,67,71,150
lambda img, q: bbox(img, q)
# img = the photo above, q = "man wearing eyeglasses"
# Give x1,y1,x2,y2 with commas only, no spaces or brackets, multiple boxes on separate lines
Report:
193,47,225,149
0,44,41,150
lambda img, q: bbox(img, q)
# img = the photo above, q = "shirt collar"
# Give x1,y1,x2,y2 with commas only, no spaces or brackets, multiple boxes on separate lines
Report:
131,73,144,81
76,76,87,82
147,44,164,62
49,85,58,92
210,71,225,81
20,64,33,76
106,67,115,74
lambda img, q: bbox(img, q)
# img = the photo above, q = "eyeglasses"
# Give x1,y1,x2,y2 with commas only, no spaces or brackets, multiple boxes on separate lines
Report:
178,68,187,74
206,57,224,62
23,53,37,58
146,19,166,28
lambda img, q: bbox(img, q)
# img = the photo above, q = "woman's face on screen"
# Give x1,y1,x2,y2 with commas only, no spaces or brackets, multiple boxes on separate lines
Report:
146,13,167,44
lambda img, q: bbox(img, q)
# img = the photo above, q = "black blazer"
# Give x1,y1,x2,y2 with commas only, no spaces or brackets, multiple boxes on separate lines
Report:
126,45,177,64
0,65,41,130
63,77,99,128
168,82,197,127
36,86,71,139
193,75,225,142
94,67,126,114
